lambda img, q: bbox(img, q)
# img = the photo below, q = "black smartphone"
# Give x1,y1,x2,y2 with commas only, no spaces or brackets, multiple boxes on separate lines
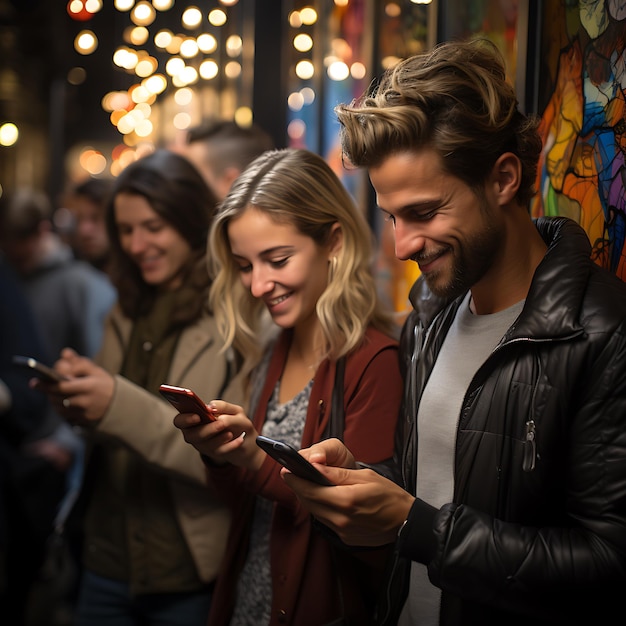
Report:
12,355,69,383
159,384,217,423
256,435,334,486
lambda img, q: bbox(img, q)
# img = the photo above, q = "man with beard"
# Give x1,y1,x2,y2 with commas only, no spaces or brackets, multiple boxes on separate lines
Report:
278,39,626,626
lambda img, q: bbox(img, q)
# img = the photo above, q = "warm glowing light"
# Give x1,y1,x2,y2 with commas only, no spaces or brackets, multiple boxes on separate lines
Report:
220,0,239,6
131,85,150,102
165,56,185,76
143,74,167,94
226,35,242,57
300,7,318,25
293,33,313,52
152,0,174,9
300,87,315,104
131,1,156,26
180,38,199,58
0,123,19,146
288,91,304,111
385,3,401,17
118,114,137,135
174,88,193,105
85,0,102,13
75,30,98,54
234,107,252,127
199,59,219,79
180,66,199,84
173,112,192,130
225,61,241,78
113,47,138,70
135,119,153,137
173,66,199,86
114,0,135,11
327,61,349,81
208,9,227,26
110,110,125,125
102,91,132,112
67,0,92,21
330,38,351,59
295,60,314,80
182,6,203,28
129,26,149,45
154,29,173,48
84,151,107,175
288,11,303,27
287,119,306,141
334,0,348,6
165,35,182,54
351,62,367,80
411,0,433,4
197,33,217,53
382,55,402,70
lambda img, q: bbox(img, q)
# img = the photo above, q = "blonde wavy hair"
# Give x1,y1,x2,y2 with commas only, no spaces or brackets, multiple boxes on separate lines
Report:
208,148,395,367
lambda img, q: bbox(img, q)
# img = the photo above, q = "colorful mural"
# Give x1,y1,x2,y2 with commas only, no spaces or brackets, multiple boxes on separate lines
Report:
531,0,626,279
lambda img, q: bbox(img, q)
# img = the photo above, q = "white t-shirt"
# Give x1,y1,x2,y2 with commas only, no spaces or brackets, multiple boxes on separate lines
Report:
399,292,524,626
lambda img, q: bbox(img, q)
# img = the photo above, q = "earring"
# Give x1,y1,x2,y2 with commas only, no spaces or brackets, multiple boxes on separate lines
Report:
328,256,338,282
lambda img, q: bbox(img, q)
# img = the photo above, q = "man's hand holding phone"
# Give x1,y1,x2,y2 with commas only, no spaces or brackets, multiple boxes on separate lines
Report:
281,438,416,547
256,435,335,486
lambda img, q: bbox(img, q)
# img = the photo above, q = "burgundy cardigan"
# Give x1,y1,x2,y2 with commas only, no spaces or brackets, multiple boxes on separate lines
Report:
206,326,403,626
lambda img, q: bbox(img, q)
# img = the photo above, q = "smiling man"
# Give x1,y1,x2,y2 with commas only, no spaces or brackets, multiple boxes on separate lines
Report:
280,39,626,626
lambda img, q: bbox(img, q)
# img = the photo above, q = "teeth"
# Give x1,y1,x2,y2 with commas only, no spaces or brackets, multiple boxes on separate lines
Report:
270,294,288,306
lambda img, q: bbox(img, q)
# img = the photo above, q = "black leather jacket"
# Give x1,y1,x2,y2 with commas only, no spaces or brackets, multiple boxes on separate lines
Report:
378,217,626,625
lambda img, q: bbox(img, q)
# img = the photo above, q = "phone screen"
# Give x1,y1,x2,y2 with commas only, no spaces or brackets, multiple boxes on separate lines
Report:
256,435,334,486
159,384,216,423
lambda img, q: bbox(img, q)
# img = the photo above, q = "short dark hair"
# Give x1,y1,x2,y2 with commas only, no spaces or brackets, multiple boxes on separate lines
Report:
66,177,114,212
0,188,52,238
186,120,274,175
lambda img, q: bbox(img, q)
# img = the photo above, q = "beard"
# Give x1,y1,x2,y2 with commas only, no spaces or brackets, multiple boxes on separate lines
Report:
421,219,501,301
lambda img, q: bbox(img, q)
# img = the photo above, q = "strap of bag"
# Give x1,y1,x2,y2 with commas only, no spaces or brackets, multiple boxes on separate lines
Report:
324,356,348,623
326,356,346,440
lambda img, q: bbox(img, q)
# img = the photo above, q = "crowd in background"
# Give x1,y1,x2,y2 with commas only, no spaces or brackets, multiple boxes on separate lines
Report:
1,38,625,626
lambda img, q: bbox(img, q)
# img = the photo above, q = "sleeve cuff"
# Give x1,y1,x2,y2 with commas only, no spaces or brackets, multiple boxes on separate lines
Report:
396,497,438,565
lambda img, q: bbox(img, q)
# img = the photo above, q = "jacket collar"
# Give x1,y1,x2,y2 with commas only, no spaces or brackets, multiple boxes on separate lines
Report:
408,216,592,340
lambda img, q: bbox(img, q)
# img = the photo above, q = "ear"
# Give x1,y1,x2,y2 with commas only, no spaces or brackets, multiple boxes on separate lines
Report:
327,222,343,258
491,152,521,205
220,165,241,189
217,166,243,198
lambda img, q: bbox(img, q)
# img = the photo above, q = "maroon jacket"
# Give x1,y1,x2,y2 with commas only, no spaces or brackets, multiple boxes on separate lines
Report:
207,326,402,626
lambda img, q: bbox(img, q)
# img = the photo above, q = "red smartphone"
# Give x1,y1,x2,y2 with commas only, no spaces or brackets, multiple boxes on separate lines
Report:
159,384,216,423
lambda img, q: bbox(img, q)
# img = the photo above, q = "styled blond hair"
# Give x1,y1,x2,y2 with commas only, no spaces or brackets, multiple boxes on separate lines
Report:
336,39,542,207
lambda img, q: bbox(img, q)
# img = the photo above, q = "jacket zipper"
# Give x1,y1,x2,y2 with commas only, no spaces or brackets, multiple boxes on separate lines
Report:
523,419,536,472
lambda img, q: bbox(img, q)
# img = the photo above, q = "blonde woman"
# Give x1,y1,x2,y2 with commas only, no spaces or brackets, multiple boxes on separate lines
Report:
174,148,403,626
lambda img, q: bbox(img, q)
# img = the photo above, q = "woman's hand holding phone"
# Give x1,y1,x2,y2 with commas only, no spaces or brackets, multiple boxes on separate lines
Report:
159,384,218,423
172,397,264,472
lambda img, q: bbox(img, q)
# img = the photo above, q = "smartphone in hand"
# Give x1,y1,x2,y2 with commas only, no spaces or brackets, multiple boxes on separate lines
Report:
256,435,334,486
12,355,69,383
159,384,217,423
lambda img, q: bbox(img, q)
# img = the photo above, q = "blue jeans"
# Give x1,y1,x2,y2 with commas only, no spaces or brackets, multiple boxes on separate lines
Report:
74,570,213,626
